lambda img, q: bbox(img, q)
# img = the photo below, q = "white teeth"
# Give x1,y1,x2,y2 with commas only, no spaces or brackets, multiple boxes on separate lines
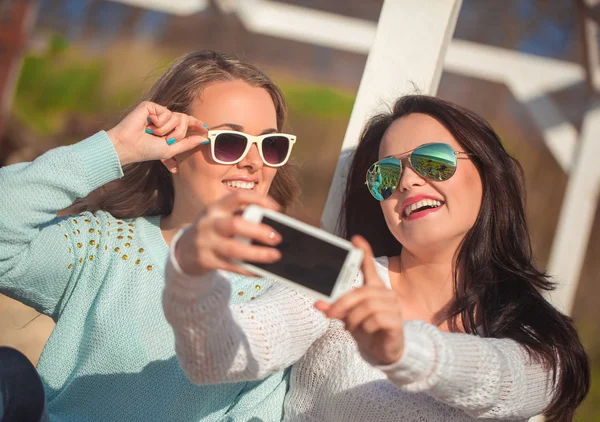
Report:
225,181,255,190
404,199,442,217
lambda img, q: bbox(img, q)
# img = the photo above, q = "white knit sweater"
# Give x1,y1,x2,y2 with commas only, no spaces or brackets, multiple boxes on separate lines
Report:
163,250,554,422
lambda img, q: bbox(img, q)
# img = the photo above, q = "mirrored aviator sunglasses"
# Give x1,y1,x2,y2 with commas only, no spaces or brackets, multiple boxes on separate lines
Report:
204,130,296,167
365,143,471,201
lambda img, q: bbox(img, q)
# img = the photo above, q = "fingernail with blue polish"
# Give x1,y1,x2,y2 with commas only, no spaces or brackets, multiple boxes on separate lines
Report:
147,117,153,123
200,140,210,145
145,128,153,134
203,124,209,129
167,137,176,146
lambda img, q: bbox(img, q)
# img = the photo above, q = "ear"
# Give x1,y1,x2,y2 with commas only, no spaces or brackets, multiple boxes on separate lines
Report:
160,157,179,174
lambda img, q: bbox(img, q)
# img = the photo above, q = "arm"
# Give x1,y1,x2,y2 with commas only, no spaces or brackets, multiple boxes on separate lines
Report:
162,231,330,385
0,102,208,319
320,238,552,419
378,320,554,419
0,132,123,318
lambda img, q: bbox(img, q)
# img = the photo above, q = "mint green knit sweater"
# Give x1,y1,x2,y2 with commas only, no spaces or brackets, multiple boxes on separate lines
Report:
0,132,288,421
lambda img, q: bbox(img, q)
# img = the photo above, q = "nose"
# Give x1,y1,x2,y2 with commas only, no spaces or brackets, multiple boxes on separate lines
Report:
237,143,263,171
398,164,426,192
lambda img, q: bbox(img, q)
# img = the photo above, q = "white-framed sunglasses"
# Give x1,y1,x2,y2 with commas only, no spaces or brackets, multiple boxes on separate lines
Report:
200,130,296,167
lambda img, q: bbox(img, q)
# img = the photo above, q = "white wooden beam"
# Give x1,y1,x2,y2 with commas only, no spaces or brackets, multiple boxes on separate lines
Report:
320,0,463,233
131,0,581,176
545,99,600,315
234,0,375,54
445,39,583,173
106,0,582,175
106,0,208,16
541,0,600,324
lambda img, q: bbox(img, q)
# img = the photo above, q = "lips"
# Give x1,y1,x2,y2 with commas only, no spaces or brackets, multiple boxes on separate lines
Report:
404,199,443,217
224,180,255,190
401,195,445,219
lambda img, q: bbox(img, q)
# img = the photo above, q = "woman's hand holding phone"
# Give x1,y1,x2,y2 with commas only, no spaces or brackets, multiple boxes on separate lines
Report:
315,236,406,366
174,192,283,278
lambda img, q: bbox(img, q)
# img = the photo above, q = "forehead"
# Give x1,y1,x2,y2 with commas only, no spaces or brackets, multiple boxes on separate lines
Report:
190,79,278,134
379,113,461,157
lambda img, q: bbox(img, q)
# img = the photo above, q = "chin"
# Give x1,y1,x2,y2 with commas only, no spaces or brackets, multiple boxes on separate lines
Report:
399,231,447,248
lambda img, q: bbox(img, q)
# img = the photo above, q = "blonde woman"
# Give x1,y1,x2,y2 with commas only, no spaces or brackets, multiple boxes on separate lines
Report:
0,51,299,421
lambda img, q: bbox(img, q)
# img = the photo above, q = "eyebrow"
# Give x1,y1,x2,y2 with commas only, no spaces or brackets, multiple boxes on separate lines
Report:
210,123,278,135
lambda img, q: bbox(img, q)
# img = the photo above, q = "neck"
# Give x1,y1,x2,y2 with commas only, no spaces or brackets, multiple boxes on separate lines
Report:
160,200,206,247
389,245,457,318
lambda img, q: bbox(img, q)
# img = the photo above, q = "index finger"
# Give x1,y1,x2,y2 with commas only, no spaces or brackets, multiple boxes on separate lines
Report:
185,115,209,136
351,235,383,287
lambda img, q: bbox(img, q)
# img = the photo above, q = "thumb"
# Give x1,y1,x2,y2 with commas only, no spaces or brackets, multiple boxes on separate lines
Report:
144,102,172,126
351,235,384,287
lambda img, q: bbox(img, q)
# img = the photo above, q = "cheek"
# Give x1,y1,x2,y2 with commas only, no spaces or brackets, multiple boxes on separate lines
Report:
380,199,402,231
179,147,210,171
466,170,483,208
381,200,399,220
180,149,229,184
261,168,278,192
452,171,483,222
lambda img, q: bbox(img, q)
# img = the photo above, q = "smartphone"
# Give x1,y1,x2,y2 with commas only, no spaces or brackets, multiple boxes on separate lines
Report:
236,205,364,301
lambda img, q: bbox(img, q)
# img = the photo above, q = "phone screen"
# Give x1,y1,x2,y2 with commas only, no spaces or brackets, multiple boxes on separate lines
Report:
248,216,351,296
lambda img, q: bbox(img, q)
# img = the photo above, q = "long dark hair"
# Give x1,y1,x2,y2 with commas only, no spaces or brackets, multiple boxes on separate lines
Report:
73,50,299,217
341,95,589,421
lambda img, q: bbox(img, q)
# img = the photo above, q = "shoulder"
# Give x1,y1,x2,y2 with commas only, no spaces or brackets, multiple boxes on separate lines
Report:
350,256,391,289
68,212,164,276
59,211,133,236
374,256,389,272
61,211,141,258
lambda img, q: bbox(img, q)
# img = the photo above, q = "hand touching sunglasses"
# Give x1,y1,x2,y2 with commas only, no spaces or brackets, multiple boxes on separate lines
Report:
200,130,296,167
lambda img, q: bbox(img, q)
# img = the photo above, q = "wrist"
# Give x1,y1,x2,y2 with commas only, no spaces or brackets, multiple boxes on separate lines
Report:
170,227,209,279
70,131,125,187
106,128,133,166
382,345,405,366
374,321,437,386
173,228,210,278
164,228,226,304
361,343,405,366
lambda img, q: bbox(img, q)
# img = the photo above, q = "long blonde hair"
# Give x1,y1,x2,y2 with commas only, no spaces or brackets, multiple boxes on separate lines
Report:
75,51,299,217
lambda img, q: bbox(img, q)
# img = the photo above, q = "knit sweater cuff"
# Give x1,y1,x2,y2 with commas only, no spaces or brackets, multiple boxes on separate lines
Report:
163,227,229,303
375,320,437,387
71,131,124,189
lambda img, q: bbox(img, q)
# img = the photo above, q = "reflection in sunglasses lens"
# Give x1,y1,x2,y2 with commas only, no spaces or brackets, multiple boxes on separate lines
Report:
262,136,289,165
367,158,401,200
214,133,247,162
366,144,463,201
411,144,456,181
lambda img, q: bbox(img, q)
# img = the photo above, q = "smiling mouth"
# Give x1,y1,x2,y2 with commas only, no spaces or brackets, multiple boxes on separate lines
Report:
403,199,444,217
224,181,256,190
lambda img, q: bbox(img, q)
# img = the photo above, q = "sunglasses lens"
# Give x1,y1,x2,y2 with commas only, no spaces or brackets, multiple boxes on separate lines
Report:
262,136,290,165
366,157,401,201
410,143,457,181
214,133,248,163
